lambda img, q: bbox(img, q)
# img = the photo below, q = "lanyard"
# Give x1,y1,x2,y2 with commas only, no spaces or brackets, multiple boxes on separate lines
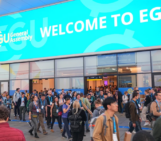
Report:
33,102,39,109
40,99,45,106
112,117,117,133
55,103,58,109
48,96,52,102
155,100,161,112
79,100,82,107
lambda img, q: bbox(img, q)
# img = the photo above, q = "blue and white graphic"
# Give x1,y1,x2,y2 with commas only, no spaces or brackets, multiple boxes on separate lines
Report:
56,89,84,95
119,87,152,95
0,0,161,62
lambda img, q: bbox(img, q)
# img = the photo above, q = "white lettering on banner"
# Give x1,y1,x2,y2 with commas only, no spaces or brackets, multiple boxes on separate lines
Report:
59,24,65,35
66,22,73,34
100,16,107,29
140,9,148,23
38,6,161,38
4,34,9,43
150,7,161,21
86,18,98,31
121,12,133,25
52,25,58,36
75,21,84,32
111,14,121,27
40,26,51,37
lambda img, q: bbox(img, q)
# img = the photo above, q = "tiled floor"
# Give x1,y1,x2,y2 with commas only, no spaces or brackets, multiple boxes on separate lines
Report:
8,110,151,141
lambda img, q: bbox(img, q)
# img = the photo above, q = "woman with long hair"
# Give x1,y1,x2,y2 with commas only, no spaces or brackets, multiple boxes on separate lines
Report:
68,101,86,141
72,91,77,102
28,95,40,138
141,89,151,126
50,97,63,133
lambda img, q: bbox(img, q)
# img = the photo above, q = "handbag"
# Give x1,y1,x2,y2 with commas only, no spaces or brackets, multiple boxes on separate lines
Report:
32,114,38,118
58,111,62,116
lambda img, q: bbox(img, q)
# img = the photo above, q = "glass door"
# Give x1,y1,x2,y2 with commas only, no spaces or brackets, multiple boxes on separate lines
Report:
153,74,161,88
0,81,9,94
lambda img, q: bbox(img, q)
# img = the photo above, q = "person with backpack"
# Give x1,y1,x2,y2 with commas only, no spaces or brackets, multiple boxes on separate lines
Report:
28,95,40,138
92,98,105,118
128,91,142,133
122,91,129,113
50,97,63,133
140,89,151,126
93,97,120,141
62,98,72,141
68,100,86,141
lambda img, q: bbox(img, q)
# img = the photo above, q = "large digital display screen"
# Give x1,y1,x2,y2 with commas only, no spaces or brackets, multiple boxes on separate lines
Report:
0,0,161,62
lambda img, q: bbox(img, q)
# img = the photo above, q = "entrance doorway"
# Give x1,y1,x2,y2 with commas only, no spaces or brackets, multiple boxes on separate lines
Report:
31,79,54,94
0,81,9,94
85,75,117,94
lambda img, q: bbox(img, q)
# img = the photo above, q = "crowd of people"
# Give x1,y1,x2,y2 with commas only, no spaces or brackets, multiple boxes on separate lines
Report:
0,86,161,141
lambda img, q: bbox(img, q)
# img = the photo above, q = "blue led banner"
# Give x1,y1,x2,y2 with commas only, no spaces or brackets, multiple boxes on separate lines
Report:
0,0,161,62
118,87,152,95
55,89,84,95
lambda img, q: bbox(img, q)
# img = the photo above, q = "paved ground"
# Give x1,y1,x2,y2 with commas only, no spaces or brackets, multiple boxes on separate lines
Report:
8,110,151,141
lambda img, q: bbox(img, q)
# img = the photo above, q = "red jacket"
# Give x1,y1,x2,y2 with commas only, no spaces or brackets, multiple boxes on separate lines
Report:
0,122,26,141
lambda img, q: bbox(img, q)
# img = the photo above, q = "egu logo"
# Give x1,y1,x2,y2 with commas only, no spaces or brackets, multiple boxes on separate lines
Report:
0,13,48,60
0,31,10,47
0,14,48,50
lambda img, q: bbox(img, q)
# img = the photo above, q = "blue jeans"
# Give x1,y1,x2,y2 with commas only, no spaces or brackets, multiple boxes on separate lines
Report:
85,111,89,130
62,118,71,138
128,121,142,133
122,103,126,113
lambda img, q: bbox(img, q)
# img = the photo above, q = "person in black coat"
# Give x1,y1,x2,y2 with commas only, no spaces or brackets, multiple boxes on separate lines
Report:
68,101,86,141
17,92,27,121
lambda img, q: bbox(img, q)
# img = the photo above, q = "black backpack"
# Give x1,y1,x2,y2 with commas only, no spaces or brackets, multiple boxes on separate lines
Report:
68,109,82,132
125,102,131,118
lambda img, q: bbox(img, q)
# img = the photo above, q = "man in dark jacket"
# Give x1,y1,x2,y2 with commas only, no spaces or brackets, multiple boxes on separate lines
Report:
129,91,142,133
18,92,27,121
118,90,122,113
0,106,26,141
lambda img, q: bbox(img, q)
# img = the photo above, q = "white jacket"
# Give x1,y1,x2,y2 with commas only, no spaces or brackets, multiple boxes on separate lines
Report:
122,95,128,104
13,91,20,103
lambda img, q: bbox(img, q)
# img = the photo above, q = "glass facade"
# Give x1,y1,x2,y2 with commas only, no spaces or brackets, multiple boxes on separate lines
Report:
30,60,54,79
84,54,117,76
137,74,151,87
55,58,83,77
0,50,160,95
151,50,161,72
10,63,29,79
0,64,9,80
55,77,84,94
118,51,151,73
118,75,136,88
10,80,29,95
